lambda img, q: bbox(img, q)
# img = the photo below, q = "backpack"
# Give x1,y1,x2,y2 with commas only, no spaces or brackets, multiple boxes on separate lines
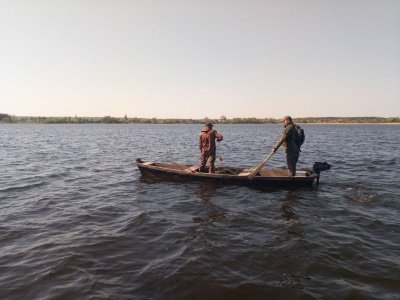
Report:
293,124,305,148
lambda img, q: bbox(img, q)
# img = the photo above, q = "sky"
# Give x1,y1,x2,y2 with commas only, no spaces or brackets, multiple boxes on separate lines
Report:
0,0,399,119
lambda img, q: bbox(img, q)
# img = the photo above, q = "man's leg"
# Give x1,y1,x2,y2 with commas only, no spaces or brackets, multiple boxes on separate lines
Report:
286,152,299,176
209,154,216,173
292,152,299,175
199,152,208,172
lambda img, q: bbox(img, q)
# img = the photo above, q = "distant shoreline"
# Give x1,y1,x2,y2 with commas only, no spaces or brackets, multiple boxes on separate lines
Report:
1,122,400,125
2,122,400,125
1,113,399,125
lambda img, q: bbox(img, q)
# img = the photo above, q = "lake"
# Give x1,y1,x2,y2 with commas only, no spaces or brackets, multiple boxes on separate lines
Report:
0,124,399,299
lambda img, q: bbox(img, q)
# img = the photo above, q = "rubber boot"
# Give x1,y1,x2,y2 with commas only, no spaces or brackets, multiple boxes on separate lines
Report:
209,163,215,174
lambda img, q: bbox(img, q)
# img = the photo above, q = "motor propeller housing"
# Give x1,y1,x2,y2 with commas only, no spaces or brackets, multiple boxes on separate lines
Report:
313,162,331,172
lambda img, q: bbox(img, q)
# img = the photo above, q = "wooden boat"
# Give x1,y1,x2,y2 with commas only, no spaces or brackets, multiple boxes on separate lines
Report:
136,158,331,188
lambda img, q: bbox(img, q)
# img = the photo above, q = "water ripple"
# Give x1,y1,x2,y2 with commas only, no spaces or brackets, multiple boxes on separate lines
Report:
0,124,399,299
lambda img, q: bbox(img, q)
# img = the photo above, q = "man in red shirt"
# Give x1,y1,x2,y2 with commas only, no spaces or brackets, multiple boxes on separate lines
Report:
199,122,223,173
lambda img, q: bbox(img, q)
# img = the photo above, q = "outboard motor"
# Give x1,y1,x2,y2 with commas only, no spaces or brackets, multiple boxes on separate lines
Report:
313,162,331,185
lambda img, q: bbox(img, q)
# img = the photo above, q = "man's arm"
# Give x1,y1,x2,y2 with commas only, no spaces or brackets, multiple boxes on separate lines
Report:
272,126,292,152
215,131,223,142
199,134,202,150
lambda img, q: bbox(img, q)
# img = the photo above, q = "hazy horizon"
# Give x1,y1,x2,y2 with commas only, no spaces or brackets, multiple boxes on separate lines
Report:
1,0,399,118
2,112,398,120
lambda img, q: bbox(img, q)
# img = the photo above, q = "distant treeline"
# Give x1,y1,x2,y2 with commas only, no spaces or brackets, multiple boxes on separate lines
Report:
0,113,399,124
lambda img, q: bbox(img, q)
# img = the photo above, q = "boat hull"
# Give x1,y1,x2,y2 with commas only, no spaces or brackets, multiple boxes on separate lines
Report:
136,159,318,188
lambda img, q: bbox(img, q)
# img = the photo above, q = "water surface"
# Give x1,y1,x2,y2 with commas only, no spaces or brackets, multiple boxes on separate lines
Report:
0,124,399,299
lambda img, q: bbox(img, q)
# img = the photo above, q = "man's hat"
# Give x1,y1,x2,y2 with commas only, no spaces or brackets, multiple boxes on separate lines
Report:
282,115,292,122
201,122,213,131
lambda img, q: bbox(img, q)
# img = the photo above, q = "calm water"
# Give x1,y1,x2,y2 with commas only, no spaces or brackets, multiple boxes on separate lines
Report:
0,124,399,300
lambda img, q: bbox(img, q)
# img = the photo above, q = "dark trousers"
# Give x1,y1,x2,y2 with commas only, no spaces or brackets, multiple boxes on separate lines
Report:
286,151,300,176
200,151,216,173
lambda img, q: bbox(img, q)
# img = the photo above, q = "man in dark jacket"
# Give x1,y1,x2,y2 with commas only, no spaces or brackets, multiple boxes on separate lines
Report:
199,122,223,173
272,116,300,176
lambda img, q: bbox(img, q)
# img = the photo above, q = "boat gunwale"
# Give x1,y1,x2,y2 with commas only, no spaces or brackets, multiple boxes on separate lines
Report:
136,161,317,181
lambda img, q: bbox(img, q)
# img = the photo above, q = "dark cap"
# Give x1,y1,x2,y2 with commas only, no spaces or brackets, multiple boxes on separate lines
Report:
205,122,213,128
